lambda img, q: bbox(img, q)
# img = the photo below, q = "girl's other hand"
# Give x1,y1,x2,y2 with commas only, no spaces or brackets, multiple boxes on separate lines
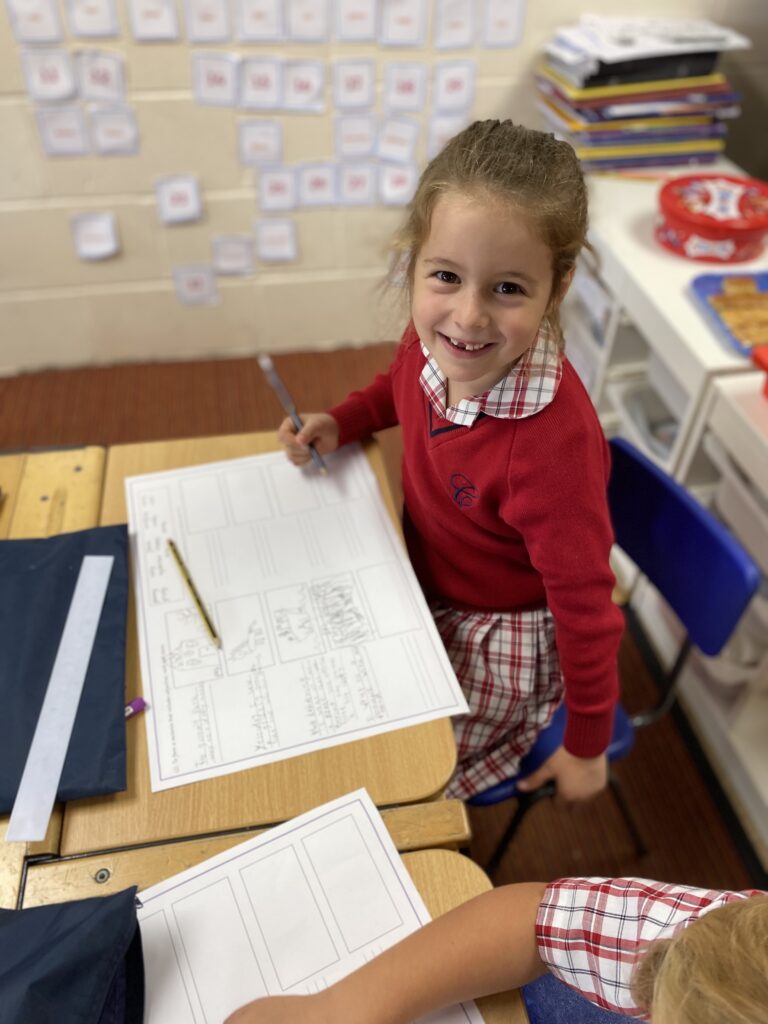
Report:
276,412,340,467
223,993,333,1024
516,746,608,803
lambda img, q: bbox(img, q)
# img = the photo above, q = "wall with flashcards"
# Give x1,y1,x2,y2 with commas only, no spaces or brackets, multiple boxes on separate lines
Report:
0,0,765,373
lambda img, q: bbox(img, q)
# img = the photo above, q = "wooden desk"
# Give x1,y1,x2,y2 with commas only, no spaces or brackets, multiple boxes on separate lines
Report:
0,447,105,908
61,432,458,856
23,844,526,1023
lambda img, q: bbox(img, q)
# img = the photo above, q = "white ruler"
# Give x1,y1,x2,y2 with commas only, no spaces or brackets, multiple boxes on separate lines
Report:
6,554,114,843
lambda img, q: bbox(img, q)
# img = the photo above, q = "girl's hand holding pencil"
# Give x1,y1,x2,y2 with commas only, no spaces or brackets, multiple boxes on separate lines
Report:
277,412,340,469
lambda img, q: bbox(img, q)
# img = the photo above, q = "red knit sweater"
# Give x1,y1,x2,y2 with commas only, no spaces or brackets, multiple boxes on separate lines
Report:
329,326,623,757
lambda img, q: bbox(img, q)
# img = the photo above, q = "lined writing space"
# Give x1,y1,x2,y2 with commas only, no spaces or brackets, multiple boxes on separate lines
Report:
240,846,340,990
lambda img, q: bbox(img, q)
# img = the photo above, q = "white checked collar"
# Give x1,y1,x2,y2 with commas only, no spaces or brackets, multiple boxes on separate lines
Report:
418,323,563,426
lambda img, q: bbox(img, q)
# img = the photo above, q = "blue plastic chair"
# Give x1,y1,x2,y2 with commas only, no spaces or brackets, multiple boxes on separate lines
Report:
469,437,761,876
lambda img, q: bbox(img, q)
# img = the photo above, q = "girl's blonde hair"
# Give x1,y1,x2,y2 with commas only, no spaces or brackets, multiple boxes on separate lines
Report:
631,894,768,1024
391,119,589,346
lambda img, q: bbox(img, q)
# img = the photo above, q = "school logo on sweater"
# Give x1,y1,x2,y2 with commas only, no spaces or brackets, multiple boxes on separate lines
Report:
450,473,478,508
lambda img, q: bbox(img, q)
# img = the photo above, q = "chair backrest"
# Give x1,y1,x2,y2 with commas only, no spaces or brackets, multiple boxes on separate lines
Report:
608,437,760,656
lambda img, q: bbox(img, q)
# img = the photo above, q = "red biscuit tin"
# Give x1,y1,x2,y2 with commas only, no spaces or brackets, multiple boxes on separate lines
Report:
656,173,768,263
752,345,768,398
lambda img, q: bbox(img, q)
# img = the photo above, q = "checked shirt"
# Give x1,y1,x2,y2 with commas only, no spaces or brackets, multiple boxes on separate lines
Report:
536,876,764,1018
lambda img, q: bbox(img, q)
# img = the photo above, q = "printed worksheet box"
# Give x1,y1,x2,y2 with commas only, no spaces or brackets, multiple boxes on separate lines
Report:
302,815,403,952
240,846,340,988
173,877,267,1018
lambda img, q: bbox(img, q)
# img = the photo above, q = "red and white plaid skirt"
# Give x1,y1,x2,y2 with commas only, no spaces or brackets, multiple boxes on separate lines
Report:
431,602,564,800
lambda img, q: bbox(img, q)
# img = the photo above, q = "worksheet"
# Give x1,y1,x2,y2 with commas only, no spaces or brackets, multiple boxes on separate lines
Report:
125,445,467,792
137,790,484,1023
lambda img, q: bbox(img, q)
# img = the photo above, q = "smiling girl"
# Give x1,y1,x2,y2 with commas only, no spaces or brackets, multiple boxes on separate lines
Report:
277,120,624,802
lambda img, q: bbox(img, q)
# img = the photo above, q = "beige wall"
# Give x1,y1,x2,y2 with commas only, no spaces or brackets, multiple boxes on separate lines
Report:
1,0,766,375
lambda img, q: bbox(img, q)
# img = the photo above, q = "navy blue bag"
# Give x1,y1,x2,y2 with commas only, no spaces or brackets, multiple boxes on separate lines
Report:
0,524,130,812
0,887,144,1024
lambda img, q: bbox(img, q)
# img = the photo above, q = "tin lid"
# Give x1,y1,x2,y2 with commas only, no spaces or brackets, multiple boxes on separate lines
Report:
659,174,768,235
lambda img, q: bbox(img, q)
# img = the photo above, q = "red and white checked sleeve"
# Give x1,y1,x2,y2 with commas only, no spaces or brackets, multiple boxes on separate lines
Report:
534,876,762,1018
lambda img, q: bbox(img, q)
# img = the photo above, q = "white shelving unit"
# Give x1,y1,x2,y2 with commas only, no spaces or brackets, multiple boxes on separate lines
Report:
638,374,768,866
565,161,767,475
565,165,768,866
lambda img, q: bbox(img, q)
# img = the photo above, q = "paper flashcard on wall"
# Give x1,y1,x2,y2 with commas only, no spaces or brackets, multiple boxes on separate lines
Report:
192,52,239,106
174,265,218,305
235,0,282,42
127,0,178,40
259,167,296,211
65,0,119,38
335,115,377,158
212,235,254,275
379,163,417,205
379,0,425,47
298,163,336,206
286,0,328,42
77,51,125,103
433,61,475,112
6,0,61,43
335,0,375,42
155,176,203,224
71,211,120,260
36,106,89,155
238,119,281,166
22,49,76,102
377,117,419,164
482,0,525,48
333,60,375,110
239,58,282,109
427,112,468,158
434,0,474,49
283,61,325,113
185,0,230,42
255,218,298,262
383,62,427,114
338,162,376,206
90,106,140,155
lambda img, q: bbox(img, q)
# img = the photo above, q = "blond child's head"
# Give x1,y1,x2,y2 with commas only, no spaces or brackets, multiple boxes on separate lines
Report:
631,894,768,1024
393,119,588,347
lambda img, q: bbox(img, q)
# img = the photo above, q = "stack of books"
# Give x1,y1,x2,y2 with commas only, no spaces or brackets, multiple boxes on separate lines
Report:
536,16,750,172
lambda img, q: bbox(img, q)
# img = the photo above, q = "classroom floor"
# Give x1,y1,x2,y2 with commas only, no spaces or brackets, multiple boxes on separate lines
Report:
2,345,765,891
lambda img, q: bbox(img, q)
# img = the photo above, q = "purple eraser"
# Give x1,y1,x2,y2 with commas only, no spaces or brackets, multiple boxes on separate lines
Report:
124,697,148,718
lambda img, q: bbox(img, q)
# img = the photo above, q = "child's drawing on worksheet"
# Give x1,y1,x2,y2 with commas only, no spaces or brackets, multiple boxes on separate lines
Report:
125,444,468,792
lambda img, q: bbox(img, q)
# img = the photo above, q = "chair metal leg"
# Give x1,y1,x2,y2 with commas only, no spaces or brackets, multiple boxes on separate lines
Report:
608,771,647,858
483,773,646,876
484,782,556,878
627,606,691,729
